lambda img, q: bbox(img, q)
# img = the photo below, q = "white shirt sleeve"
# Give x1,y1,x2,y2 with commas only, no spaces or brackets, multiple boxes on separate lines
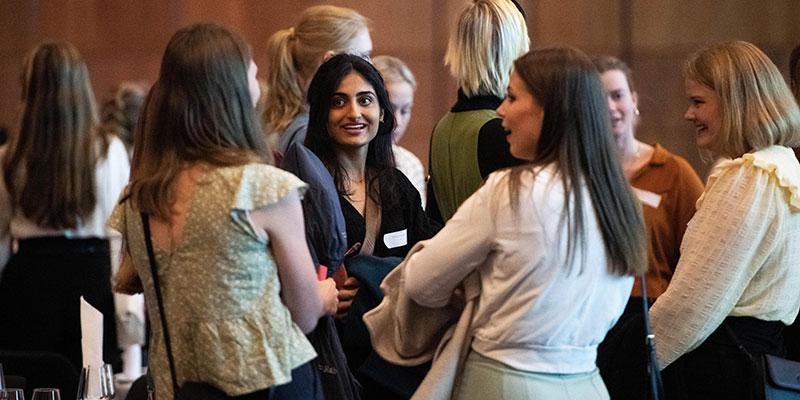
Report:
404,173,501,308
650,162,780,368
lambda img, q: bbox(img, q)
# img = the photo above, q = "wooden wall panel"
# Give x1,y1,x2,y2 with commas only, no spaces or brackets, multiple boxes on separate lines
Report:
1,0,798,178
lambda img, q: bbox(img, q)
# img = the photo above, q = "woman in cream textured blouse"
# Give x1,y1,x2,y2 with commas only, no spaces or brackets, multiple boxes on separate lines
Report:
650,41,800,399
110,24,337,400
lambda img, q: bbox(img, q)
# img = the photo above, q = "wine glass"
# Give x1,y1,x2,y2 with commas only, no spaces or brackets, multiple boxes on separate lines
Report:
79,364,114,400
99,364,115,400
0,388,25,400
30,388,59,400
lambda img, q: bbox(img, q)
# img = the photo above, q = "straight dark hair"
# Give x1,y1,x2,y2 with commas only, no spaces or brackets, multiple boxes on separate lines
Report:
129,23,270,220
509,46,647,276
304,53,399,208
3,41,103,229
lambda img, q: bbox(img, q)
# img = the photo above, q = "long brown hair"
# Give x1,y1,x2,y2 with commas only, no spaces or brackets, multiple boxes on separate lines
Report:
129,23,269,220
509,46,647,276
3,41,101,229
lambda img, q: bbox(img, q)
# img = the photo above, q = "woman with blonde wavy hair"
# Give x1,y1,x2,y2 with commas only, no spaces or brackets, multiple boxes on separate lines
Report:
263,5,371,158
650,41,800,399
0,41,128,372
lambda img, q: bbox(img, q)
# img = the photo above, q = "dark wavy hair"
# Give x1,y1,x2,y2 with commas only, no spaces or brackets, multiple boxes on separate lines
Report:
509,46,647,276
304,53,399,208
129,23,269,220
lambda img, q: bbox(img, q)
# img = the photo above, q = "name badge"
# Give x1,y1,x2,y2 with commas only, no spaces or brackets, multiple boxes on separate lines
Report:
383,229,408,249
633,188,662,209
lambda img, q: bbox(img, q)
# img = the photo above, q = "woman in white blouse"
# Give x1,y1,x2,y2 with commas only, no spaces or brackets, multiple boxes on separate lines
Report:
650,41,800,399
403,46,647,400
0,41,129,370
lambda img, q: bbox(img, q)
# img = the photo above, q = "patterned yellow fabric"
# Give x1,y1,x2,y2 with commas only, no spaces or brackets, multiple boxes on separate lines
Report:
108,163,316,398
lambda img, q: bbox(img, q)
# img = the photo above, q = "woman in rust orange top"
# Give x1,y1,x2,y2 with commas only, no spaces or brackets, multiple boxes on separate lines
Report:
593,55,705,400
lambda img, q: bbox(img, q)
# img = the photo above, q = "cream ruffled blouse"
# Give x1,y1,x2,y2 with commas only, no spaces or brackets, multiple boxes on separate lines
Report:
650,145,800,368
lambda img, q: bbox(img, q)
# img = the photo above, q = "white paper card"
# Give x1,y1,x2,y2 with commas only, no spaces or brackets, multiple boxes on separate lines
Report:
383,229,408,249
633,187,662,209
80,296,104,397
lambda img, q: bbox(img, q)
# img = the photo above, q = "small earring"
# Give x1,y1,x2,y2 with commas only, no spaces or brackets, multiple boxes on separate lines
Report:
634,108,640,116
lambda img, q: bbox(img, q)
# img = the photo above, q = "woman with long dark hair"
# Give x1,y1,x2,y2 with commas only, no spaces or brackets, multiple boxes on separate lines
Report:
304,53,440,399
0,41,128,371
264,5,371,158
403,46,647,399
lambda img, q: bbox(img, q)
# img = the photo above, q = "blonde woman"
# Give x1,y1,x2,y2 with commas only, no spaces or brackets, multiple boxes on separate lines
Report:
428,0,529,223
263,5,371,158
373,55,425,206
650,41,800,399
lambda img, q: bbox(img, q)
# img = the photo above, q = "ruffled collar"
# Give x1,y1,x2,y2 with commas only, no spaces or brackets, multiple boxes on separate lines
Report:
699,146,800,212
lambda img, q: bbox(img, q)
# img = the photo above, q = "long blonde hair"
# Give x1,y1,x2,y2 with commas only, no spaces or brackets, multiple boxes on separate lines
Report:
263,5,369,133
444,0,529,98
3,41,102,229
685,41,800,158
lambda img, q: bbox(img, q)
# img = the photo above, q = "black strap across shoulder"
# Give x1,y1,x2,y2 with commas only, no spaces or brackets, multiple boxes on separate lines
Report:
141,213,181,396
640,274,665,400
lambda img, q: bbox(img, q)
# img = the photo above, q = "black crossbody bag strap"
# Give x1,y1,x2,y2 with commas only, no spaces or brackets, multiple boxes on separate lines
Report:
640,274,665,400
141,213,181,398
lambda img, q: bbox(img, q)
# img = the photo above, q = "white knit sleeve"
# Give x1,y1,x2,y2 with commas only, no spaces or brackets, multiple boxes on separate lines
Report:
650,162,779,368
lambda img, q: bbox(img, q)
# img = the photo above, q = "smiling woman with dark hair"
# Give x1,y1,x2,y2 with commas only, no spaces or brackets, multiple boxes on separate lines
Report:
304,53,440,399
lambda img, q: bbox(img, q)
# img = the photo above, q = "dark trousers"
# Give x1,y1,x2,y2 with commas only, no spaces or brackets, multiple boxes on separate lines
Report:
0,237,120,371
662,316,784,400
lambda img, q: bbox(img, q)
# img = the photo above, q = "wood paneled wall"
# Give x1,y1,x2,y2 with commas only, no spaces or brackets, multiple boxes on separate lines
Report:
1,0,798,178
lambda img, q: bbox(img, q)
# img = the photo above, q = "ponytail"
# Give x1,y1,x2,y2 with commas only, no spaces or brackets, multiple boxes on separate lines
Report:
263,28,305,134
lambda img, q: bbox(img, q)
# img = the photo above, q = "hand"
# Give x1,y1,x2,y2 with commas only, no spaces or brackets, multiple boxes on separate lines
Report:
317,278,339,317
335,276,361,319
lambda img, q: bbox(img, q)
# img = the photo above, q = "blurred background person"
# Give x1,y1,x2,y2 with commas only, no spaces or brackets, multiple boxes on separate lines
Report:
404,46,647,400
650,41,800,399
0,41,129,371
99,80,149,379
592,55,704,399
111,23,337,399
427,0,529,223
263,5,371,160
373,55,425,207
100,81,148,159
305,54,440,399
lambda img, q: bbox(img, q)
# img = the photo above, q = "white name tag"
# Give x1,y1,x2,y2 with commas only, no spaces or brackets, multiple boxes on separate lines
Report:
383,229,408,249
633,187,662,209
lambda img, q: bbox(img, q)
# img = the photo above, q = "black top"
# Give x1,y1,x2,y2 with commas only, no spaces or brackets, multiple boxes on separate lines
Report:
341,169,441,258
